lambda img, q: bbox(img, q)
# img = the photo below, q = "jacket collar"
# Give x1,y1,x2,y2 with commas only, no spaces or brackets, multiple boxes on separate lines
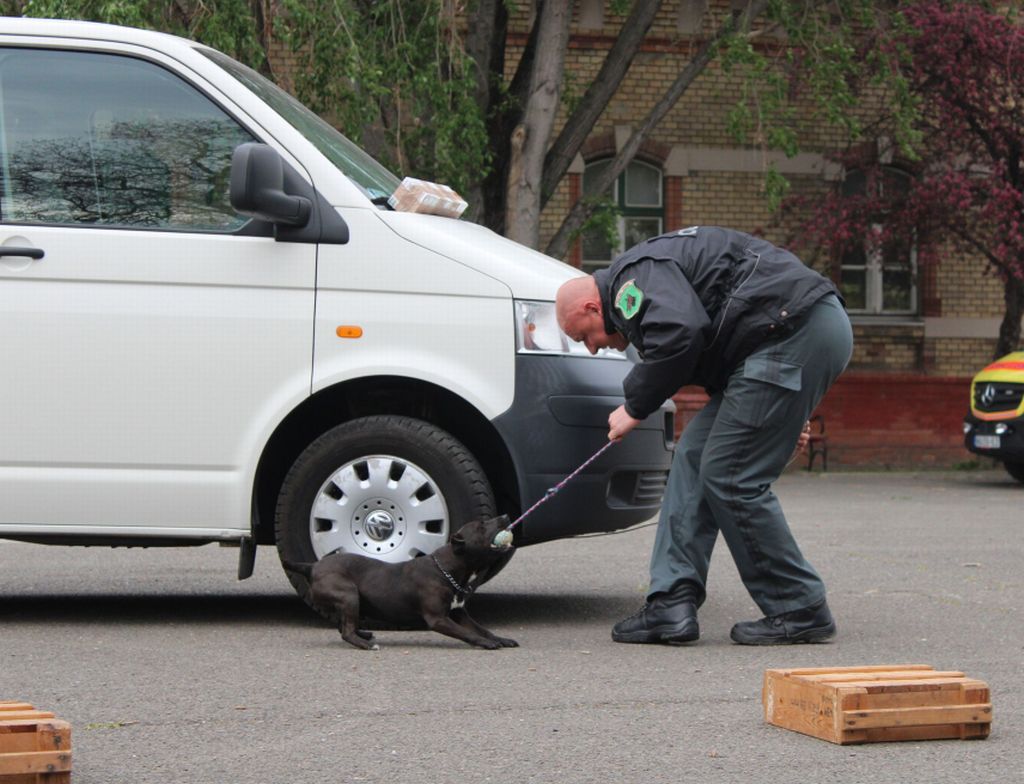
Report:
592,267,619,336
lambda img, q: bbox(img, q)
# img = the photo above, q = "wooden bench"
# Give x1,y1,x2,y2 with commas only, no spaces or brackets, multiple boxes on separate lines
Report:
806,414,829,471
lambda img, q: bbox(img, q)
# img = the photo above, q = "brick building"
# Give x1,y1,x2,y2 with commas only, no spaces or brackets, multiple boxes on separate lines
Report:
520,0,1011,468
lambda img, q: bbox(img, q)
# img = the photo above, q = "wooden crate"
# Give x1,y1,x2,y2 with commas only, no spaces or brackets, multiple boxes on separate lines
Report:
763,665,992,745
0,703,71,783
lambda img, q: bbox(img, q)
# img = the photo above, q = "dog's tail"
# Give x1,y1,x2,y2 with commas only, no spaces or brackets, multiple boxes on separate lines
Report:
280,558,315,580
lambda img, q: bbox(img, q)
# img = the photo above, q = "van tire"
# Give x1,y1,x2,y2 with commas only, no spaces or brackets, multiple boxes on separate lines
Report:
1004,461,1024,485
275,415,497,608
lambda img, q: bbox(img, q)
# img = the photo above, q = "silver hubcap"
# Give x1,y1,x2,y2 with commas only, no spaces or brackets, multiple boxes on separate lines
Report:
309,454,450,561
363,510,396,541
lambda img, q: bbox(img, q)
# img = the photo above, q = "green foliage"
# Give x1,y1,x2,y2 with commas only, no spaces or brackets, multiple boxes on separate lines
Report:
561,68,584,117
951,459,982,471
279,0,489,192
763,164,791,214
572,196,620,250
18,0,266,69
722,32,797,156
1,0,931,240
609,0,632,17
13,0,489,192
721,0,921,215
865,8,922,160
22,0,148,26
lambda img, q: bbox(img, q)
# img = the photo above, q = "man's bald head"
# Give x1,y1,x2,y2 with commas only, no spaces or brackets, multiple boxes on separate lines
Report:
555,276,600,330
555,275,629,354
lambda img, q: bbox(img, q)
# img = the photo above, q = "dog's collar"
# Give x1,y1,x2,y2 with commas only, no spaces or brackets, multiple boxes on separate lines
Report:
431,554,472,597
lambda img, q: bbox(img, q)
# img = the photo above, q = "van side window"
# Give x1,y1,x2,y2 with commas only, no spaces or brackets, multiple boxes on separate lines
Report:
0,48,254,231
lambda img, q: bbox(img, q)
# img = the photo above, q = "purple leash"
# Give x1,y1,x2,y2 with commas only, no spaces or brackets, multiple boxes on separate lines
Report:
503,440,618,534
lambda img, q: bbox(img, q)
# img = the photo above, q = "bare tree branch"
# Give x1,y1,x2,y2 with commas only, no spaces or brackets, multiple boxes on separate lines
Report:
540,0,664,207
545,0,772,260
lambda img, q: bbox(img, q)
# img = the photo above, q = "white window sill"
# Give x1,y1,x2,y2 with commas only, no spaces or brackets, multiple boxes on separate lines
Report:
848,315,924,327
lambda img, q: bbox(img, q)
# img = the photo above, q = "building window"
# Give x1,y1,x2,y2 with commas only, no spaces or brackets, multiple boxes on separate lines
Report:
839,167,917,315
678,0,708,34
581,159,664,273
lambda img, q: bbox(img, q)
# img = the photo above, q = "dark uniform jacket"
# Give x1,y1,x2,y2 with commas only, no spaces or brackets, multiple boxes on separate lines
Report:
592,226,841,420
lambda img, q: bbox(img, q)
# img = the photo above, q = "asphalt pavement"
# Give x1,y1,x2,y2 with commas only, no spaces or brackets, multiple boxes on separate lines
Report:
1,469,1021,783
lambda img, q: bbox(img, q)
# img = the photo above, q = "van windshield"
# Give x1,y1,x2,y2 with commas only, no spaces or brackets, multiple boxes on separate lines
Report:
200,48,400,203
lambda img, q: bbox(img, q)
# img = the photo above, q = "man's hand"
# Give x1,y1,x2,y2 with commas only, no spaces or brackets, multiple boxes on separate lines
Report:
608,404,642,442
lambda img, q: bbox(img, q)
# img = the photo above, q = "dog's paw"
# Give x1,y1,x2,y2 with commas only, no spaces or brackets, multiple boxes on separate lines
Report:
342,633,380,651
475,639,503,650
496,637,519,648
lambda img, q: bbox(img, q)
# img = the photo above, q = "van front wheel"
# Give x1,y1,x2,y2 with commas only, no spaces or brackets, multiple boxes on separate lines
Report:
1004,461,1024,485
275,416,496,598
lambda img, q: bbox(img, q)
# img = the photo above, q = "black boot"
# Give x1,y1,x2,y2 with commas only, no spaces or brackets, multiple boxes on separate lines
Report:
611,583,699,644
729,599,836,645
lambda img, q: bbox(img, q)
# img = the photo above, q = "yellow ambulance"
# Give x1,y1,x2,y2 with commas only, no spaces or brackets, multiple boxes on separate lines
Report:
963,351,1024,483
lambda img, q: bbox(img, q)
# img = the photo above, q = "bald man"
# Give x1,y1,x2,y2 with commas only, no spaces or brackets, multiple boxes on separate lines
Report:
556,226,852,645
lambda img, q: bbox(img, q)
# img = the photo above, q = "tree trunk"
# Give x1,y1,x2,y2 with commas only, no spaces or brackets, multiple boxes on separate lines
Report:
471,0,550,234
504,0,572,248
462,0,504,224
539,0,664,208
464,0,501,111
996,272,1024,359
544,0,771,260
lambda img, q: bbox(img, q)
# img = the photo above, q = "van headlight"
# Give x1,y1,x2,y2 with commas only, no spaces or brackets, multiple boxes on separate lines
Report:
514,300,627,359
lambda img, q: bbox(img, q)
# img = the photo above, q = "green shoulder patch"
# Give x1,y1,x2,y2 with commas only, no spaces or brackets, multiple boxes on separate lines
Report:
615,279,643,320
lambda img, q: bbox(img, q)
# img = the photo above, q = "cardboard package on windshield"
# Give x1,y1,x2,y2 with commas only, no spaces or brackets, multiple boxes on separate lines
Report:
388,177,468,218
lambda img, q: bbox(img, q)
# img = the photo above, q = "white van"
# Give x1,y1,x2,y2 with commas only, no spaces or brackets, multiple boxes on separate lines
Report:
0,18,673,600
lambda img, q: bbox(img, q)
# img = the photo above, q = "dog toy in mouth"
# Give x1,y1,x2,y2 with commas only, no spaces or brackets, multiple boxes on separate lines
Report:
492,529,514,549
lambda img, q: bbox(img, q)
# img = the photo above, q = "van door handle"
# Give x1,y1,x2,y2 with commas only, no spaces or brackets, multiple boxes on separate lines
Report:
0,247,44,259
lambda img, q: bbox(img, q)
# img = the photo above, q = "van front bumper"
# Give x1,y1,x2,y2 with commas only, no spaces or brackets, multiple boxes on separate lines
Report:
492,355,675,545
964,413,1024,463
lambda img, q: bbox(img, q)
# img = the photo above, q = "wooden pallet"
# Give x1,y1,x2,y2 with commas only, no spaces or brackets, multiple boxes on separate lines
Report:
763,665,992,745
0,703,71,783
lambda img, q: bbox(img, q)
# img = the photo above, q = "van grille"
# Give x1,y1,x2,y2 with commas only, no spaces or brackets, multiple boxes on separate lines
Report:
973,381,1024,413
608,469,669,508
634,470,669,505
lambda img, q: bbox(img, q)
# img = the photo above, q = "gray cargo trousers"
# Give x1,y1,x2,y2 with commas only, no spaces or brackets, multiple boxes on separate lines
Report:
648,293,853,616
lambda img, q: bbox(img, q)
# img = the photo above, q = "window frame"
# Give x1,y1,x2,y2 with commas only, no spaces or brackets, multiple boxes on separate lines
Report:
581,158,664,273
0,44,264,235
839,166,918,317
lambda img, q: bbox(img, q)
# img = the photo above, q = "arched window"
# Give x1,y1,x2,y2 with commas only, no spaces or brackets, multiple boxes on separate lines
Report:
581,159,664,273
839,167,917,315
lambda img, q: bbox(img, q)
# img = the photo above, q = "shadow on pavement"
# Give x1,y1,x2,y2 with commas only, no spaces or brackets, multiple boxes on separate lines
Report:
0,590,636,629
0,593,314,626
468,591,635,626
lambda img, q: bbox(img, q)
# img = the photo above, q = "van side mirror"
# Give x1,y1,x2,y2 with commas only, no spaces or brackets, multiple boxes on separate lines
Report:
230,143,312,227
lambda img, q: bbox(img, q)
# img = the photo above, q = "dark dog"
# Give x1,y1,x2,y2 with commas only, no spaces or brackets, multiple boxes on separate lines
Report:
282,515,517,650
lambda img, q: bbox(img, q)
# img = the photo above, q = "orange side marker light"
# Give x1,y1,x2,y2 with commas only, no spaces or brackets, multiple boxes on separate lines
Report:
336,326,363,338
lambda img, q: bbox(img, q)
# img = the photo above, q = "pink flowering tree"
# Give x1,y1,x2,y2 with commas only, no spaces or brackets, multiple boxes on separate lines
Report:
793,0,1024,359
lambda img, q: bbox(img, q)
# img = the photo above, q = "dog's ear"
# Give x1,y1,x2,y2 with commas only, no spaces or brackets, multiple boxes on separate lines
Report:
451,530,466,552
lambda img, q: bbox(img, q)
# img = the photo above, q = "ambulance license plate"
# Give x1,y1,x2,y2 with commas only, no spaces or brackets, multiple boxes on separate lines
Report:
974,435,1001,449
